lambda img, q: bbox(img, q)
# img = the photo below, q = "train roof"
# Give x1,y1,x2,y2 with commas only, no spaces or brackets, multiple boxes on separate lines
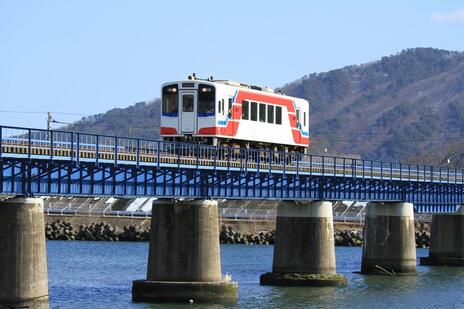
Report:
162,74,306,101
213,79,276,94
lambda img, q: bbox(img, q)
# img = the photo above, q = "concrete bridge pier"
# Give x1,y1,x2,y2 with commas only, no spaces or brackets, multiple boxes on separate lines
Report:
361,202,416,275
420,205,464,266
0,197,49,309
260,200,347,286
132,199,237,304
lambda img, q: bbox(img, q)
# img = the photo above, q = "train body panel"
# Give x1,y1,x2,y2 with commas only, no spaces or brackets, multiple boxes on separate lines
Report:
160,77,310,151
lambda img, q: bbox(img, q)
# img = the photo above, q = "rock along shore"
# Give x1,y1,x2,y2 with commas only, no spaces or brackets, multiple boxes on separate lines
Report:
45,219,431,248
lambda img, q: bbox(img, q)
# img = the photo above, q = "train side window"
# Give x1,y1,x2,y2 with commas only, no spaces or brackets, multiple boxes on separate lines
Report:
304,112,307,127
218,100,221,113
251,102,257,121
296,109,300,125
259,103,266,122
276,106,282,125
222,99,225,115
228,98,232,118
242,101,249,120
267,105,274,123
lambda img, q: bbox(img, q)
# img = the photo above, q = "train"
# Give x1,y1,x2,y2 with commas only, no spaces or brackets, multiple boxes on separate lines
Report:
160,74,310,153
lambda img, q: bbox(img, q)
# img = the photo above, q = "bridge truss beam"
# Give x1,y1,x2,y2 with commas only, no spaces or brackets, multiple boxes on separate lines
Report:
1,158,461,213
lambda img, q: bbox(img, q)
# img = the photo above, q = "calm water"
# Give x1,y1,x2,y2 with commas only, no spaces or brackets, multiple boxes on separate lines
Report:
47,241,464,308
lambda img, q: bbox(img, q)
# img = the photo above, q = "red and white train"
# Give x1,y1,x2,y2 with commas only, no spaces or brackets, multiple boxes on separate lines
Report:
160,74,310,152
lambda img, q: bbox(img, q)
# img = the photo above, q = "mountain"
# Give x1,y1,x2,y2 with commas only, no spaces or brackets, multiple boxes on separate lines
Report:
63,48,464,165
64,100,161,140
281,48,464,164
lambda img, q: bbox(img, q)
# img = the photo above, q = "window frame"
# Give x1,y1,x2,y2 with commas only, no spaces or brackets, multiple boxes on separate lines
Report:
259,103,266,122
267,105,274,124
182,94,194,112
197,83,215,115
250,102,258,121
242,100,249,120
162,84,179,116
228,98,233,118
276,106,282,125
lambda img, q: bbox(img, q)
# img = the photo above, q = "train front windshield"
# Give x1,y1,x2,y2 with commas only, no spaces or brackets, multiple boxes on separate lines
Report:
198,84,215,115
162,84,179,115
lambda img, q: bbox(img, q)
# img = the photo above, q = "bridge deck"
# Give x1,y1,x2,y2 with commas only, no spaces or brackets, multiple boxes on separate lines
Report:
1,125,463,212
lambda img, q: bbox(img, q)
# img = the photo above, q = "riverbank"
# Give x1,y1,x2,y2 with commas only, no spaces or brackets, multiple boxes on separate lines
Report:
44,214,431,247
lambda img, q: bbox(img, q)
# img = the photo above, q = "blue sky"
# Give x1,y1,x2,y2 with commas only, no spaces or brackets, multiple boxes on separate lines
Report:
1,1,464,129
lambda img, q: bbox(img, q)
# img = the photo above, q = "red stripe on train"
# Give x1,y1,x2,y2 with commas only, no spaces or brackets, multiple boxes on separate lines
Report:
236,90,299,134
198,127,219,135
160,127,177,134
198,126,238,136
165,89,309,146
232,90,307,145
291,130,310,145
235,91,295,113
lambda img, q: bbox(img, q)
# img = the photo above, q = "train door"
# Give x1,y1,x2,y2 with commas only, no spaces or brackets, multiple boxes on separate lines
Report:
229,97,237,135
180,91,196,133
295,108,301,143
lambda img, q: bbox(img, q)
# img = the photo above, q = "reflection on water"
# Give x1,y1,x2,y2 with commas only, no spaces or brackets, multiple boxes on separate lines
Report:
46,242,464,308
359,271,419,289
265,286,341,307
0,297,49,309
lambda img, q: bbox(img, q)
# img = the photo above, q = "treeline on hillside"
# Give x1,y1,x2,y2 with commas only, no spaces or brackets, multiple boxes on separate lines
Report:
63,100,161,141
282,48,464,165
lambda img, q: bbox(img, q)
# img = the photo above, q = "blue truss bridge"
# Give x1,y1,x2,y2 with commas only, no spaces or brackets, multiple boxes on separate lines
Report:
1,125,463,212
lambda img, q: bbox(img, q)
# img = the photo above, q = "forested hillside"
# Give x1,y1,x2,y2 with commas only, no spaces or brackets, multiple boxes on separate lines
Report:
64,48,464,165
282,48,464,164
64,100,161,140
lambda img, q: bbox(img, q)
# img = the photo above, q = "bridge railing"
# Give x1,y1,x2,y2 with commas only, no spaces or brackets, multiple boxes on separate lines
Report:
1,124,463,184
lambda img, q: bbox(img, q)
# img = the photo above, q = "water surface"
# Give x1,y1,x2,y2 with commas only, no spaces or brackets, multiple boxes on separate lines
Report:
47,241,464,308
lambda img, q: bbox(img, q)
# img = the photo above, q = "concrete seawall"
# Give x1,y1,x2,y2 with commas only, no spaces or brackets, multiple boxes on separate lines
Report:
44,214,431,247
